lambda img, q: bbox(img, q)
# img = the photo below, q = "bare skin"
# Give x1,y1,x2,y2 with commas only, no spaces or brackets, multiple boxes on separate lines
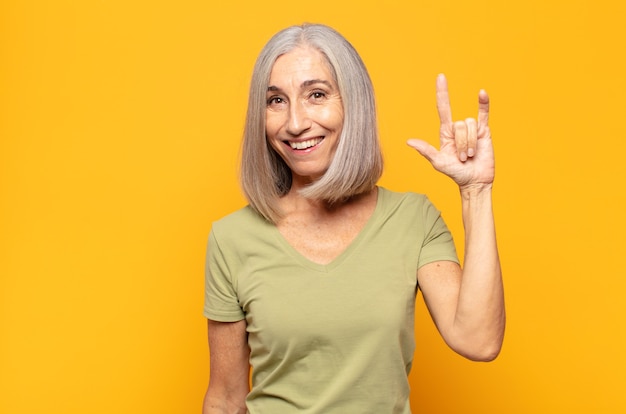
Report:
408,74,505,361
275,188,378,265
203,320,249,414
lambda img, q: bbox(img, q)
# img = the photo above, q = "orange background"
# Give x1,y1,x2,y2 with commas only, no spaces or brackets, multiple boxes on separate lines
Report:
1,0,625,412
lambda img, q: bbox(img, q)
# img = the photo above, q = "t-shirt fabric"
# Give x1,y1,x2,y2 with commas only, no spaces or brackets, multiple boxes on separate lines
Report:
204,187,459,413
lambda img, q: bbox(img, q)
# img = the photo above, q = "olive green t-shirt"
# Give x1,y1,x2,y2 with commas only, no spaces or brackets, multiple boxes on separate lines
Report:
204,187,459,413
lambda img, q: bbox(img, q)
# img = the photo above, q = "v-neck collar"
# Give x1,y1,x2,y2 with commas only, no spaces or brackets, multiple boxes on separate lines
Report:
271,187,385,273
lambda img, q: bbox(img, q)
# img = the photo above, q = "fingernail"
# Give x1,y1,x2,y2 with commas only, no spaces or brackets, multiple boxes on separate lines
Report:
467,148,475,157
460,152,467,161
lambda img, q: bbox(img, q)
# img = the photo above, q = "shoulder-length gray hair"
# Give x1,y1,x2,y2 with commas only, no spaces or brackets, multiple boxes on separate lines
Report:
240,23,383,223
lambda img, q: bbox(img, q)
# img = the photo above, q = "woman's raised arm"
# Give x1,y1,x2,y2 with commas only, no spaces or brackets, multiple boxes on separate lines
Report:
408,74,505,361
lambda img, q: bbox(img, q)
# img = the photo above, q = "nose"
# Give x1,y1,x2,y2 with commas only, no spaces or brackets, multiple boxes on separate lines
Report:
286,101,311,136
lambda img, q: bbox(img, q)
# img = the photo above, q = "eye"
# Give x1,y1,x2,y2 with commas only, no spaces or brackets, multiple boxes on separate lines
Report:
267,96,285,107
310,91,327,100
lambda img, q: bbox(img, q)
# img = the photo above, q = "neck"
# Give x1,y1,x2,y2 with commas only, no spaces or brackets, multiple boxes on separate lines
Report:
279,186,377,220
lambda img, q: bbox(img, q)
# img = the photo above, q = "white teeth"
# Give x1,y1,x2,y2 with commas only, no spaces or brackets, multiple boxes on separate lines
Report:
289,138,323,150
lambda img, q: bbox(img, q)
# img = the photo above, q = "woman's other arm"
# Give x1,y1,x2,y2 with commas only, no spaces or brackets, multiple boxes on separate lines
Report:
202,319,250,414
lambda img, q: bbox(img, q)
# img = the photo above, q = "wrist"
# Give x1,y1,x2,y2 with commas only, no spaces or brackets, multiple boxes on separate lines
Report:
459,183,493,198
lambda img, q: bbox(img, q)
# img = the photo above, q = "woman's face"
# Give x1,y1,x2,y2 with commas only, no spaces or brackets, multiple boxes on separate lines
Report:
265,46,344,188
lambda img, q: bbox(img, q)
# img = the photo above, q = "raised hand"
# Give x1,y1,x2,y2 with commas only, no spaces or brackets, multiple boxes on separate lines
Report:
407,74,494,190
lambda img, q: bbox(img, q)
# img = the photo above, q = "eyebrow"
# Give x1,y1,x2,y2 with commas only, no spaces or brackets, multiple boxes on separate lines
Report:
267,79,334,92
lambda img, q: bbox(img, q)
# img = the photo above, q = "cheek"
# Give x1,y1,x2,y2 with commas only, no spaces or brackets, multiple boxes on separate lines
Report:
267,137,283,155
265,122,284,153
321,105,344,130
265,114,282,139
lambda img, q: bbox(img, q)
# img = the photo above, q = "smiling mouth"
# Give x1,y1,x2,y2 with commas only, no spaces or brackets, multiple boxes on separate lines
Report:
287,137,324,150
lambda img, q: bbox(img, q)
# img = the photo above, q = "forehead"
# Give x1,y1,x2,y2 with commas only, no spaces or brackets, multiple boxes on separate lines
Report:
269,47,335,85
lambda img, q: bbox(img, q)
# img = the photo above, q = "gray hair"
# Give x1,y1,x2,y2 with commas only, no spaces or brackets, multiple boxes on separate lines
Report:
240,24,383,223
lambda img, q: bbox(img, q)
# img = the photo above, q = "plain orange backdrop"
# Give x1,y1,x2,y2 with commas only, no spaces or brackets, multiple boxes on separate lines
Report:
1,0,625,412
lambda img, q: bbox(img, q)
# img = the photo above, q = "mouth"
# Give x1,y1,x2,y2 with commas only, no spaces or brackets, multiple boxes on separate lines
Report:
285,137,324,150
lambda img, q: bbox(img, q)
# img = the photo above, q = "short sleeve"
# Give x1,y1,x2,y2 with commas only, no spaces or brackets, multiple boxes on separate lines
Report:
417,197,459,268
203,229,246,322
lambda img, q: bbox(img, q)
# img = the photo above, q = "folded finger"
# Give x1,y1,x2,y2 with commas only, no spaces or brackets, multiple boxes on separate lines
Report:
466,118,477,158
454,120,468,162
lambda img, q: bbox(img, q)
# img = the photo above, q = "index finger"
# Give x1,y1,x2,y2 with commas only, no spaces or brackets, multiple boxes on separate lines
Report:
478,89,490,128
436,74,453,126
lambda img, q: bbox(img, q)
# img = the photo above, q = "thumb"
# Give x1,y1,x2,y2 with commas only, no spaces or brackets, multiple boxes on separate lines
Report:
407,139,438,163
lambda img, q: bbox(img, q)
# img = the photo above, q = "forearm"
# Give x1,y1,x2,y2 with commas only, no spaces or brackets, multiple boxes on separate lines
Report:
203,388,248,414
453,183,505,360
203,320,250,414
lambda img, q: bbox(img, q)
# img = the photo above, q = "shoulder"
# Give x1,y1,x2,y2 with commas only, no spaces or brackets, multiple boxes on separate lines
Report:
209,205,275,252
377,187,433,211
212,205,268,234
376,187,446,231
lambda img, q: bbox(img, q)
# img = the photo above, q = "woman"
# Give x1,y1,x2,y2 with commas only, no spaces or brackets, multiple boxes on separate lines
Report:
203,24,504,414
